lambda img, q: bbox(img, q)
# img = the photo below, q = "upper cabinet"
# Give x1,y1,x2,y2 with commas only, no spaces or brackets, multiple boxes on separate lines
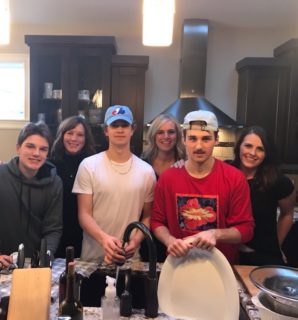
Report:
25,36,116,124
274,40,298,169
25,35,148,156
236,40,298,172
111,55,148,156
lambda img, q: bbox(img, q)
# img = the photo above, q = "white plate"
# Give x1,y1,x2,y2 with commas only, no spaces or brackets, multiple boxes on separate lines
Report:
158,247,239,320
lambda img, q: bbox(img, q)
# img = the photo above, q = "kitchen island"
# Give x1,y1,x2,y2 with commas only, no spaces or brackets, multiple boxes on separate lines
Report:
54,262,261,319
1,259,261,319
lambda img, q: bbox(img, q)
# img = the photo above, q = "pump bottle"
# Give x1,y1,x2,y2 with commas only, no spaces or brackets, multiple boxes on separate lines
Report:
101,275,119,319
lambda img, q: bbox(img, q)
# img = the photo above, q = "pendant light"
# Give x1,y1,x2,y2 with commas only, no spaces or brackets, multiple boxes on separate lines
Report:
0,0,10,45
142,0,175,46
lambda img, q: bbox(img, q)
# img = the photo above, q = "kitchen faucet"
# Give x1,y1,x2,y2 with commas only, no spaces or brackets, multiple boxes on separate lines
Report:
122,222,158,318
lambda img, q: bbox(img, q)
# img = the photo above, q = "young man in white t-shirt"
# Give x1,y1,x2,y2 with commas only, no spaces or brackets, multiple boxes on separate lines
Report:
73,105,156,263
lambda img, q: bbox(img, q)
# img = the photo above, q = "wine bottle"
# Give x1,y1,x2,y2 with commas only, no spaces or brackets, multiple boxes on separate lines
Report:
59,246,82,304
58,262,83,320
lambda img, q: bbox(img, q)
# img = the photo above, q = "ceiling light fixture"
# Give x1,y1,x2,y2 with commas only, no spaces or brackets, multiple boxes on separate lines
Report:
142,0,175,46
0,0,10,45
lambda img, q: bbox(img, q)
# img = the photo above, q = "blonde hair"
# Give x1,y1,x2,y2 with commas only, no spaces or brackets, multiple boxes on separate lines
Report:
143,114,186,163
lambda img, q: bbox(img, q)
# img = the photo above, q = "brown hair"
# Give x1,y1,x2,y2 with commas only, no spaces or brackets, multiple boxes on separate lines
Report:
51,116,95,162
233,125,279,191
17,122,52,147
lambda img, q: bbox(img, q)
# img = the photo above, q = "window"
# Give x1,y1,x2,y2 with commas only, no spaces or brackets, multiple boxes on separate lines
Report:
0,53,29,128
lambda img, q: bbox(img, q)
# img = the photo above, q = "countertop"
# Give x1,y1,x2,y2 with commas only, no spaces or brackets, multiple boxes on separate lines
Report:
233,265,260,297
1,260,261,320
55,307,179,320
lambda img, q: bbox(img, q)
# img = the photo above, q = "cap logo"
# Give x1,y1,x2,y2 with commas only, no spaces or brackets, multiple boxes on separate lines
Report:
191,120,208,130
112,107,126,116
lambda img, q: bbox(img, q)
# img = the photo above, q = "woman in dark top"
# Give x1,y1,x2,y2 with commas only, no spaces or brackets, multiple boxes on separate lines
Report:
140,114,186,262
51,116,95,258
232,126,295,265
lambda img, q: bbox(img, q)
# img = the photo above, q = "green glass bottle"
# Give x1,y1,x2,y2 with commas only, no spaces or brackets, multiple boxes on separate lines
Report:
58,262,83,320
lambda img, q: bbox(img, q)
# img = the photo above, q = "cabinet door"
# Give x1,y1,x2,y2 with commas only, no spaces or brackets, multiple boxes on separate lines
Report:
274,41,298,166
111,62,148,156
236,62,290,162
29,46,70,127
26,35,116,136
69,47,113,118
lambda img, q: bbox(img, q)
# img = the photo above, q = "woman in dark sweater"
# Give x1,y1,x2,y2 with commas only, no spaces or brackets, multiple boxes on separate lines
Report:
51,116,95,258
231,126,295,265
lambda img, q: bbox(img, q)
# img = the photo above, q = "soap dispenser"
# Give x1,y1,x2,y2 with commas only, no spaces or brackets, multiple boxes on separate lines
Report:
101,275,119,320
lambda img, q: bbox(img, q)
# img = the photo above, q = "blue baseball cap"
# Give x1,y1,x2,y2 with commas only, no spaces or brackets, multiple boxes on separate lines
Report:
104,105,134,125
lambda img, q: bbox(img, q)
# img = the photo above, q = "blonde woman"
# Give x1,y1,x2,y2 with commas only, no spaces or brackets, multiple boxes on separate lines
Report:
141,114,186,262
143,114,186,178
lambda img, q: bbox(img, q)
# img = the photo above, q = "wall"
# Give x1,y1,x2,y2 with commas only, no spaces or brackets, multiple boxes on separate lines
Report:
0,129,18,161
0,21,297,160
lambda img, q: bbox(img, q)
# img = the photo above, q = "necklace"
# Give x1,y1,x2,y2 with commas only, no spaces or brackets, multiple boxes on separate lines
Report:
107,155,133,175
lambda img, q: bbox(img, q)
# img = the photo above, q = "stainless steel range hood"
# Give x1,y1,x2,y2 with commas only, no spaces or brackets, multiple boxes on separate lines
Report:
150,19,240,128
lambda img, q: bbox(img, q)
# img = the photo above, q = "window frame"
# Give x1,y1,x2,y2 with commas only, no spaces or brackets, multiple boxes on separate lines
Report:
0,53,29,129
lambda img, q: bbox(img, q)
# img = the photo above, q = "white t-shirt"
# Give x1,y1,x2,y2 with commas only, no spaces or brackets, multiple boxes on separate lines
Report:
72,151,156,261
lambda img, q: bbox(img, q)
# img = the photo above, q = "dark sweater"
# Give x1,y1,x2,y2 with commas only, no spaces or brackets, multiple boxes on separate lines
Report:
0,157,63,257
53,152,87,258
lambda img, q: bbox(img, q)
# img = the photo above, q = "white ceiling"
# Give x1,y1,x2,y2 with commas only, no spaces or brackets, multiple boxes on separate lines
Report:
10,0,298,30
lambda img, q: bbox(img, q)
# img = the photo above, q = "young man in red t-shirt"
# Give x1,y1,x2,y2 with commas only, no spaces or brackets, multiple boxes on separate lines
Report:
151,110,255,264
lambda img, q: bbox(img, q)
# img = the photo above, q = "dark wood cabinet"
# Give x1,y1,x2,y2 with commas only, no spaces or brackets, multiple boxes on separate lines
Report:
111,55,149,156
236,57,290,163
236,41,298,172
25,35,148,156
274,40,298,168
25,36,116,123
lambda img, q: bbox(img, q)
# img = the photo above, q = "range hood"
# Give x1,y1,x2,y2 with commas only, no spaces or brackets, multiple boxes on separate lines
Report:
150,19,240,128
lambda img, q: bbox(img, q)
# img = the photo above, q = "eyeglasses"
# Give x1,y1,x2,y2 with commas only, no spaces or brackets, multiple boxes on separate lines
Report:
156,129,176,136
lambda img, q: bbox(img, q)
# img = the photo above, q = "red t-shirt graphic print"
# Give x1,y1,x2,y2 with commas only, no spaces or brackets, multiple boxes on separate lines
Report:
177,194,217,232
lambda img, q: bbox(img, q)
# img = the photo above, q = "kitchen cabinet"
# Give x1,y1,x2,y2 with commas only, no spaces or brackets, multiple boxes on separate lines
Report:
25,35,116,123
236,52,298,172
274,39,298,168
25,35,148,155
236,57,290,164
111,55,149,156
